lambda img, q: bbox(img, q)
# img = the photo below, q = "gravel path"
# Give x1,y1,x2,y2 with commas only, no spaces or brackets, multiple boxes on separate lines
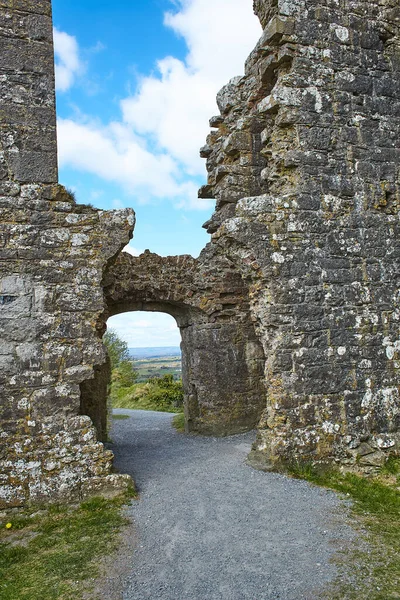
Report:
109,409,355,600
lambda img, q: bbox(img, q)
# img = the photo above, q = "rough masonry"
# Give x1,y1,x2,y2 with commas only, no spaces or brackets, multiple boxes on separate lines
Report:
0,0,134,507
104,249,266,435
200,0,400,470
1,0,400,507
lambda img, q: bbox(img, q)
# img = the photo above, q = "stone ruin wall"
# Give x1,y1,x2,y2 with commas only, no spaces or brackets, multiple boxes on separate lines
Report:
0,0,134,507
1,0,400,508
200,0,400,470
104,249,267,436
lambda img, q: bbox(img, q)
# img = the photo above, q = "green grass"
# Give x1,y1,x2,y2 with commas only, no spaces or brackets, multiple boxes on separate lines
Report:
112,386,181,413
172,412,185,432
381,455,400,478
111,379,184,414
112,414,130,420
0,494,134,600
289,459,400,599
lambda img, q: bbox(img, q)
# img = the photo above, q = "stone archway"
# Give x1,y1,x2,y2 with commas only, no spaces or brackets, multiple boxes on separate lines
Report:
102,250,267,436
107,302,207,435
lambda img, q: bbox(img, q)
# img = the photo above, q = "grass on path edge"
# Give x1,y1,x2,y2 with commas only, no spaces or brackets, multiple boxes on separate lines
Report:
172,412,185,432
289,459,400,600
0,488,136,600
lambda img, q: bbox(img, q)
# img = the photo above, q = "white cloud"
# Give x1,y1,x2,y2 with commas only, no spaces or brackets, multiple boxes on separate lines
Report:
121,0,261,175
123,244,144,257
173,183,214,211
53,28,84,92
121,57,216,176
107,312,181,347
57,118,182,199
165,0,260,80
57,0,261,208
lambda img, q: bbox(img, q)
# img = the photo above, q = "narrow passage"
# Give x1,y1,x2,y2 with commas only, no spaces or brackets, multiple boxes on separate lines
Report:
109,410,355,600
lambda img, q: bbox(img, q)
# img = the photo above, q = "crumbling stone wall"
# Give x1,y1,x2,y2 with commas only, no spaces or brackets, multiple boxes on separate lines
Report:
105,249,266,435
0,0,134,507
200,0,400,470
0,0,57,183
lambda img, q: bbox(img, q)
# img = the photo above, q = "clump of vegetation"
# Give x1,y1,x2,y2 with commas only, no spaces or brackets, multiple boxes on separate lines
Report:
112,414,130,421
64,187,77,203
104,329,138,387
172,412,185,432
104,330,184,413
0,494,134,600
103,328,138,407
144,374,184,410
111,374,184,413
289,457,400,599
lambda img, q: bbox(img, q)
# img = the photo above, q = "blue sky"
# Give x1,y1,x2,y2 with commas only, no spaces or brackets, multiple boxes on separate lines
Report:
52,0,261,346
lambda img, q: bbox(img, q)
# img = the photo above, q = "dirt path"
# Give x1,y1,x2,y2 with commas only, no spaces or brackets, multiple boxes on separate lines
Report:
103,409,355,600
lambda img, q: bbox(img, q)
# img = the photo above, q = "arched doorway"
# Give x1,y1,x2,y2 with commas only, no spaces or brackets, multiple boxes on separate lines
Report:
106,300,208,434
80,248,268,440
106,310,183,415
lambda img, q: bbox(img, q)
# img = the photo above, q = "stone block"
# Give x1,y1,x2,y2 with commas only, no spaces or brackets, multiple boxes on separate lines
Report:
81,474,134,501
0,11,53,42
5,149,57,183
0,37,53,75
260,16,295,46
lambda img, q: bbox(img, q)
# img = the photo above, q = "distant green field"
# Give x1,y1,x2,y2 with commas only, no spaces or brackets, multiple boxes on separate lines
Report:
133,355,182,382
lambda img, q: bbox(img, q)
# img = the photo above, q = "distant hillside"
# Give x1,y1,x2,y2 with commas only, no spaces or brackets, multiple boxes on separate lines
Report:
129,346,181,359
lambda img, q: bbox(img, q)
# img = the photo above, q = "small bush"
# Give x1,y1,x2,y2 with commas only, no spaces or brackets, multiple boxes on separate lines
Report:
146,374,184,410
103,330,135,372
65,187,77,202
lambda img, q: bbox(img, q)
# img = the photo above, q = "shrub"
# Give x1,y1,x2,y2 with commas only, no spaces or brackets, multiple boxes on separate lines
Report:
146,374,184,411
111,376,184,413
111,361,138,388
104,330,183,413
103,329,132,370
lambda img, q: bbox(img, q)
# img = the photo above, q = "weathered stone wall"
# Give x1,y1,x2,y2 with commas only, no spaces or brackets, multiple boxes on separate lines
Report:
201,0,400,470
0,0,134,507
105,249,267,435
0,0,57,183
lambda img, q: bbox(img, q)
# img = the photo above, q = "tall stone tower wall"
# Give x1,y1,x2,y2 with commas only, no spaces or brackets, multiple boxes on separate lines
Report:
0,0,134,507
201,0,400,470
0,0,58,183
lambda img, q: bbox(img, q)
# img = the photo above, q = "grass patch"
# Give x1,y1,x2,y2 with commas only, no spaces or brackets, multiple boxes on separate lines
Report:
289,459,400,599
112,388,179,413
112,414,130,420
0,493,134,600
111,377,184,414
172,412,185,432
